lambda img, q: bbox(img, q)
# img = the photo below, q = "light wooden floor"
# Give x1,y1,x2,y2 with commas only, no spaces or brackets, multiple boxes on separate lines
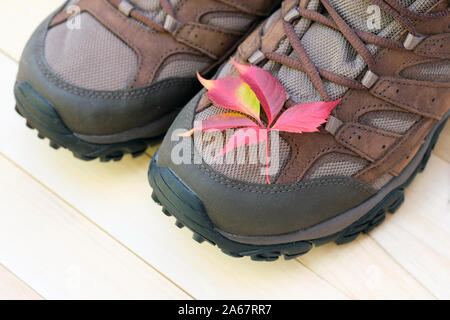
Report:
0,1,449,300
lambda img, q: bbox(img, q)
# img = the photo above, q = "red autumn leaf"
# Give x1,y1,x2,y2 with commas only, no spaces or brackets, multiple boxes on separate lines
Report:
270,99,341,133
197,73,262,124
187,60,342,184
232,59,286,126
202,112,260,131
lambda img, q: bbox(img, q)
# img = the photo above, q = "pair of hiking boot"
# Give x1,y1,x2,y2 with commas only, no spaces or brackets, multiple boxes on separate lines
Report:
15,0,449,261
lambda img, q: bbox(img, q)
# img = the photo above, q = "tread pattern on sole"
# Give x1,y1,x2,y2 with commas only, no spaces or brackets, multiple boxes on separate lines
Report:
151,189,401,261
149,117,447,262
13,81,167,162
15,105,160,162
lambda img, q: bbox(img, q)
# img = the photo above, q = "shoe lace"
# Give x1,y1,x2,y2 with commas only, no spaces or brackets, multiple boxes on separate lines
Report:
262,0,449,102
107,0,176,32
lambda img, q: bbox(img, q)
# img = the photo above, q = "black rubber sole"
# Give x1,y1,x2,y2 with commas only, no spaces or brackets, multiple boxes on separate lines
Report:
148,118,447,262
14,81,162,162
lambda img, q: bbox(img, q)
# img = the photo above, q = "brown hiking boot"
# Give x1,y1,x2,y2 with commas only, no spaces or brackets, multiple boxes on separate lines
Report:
14,0,280,161
149,0,450,260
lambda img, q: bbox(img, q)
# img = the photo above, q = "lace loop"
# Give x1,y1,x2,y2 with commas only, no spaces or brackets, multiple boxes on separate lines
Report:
118,1,134,16
283,20,330,100
108,0,175,32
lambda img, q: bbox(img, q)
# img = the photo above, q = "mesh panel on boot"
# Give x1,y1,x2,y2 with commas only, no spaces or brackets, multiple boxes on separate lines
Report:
155,54,212,81
45,13,138,91
359,111,420,134
131,0,166,12
371,173,394,190
201,12,255,32
332,0,394,32
304,153,369,180
400,60,450,82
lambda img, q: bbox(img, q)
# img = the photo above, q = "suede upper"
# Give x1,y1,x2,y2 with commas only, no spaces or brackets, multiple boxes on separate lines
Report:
17,0,279,138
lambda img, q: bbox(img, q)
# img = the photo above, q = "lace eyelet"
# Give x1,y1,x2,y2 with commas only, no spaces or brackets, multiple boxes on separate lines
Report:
163,15,181,33
325,116,344,136
284,8,301,23
361,70,379,89
248,50,266,64
403,33,426,50
118,0,134,17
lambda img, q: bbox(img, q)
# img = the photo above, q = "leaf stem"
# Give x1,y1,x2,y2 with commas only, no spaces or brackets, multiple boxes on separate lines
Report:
265,129,271,185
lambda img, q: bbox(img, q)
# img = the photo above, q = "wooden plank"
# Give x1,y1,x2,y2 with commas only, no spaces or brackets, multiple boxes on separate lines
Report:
433,121,450,163
370,155,450,299
0,264,43,300
0,0,64,62
298,235,434,299
146,143,161,158
0,155,191,300
0,54,346,300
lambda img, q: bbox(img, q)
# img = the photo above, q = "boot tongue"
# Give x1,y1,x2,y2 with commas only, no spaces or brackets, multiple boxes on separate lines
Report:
216,0,434,101
269,0,435,104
